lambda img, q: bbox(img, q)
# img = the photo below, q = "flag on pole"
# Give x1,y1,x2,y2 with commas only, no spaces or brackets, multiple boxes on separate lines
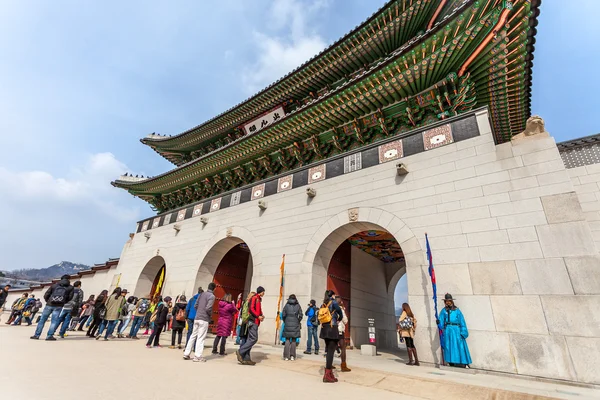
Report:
426,234,444,357
274,254,285,344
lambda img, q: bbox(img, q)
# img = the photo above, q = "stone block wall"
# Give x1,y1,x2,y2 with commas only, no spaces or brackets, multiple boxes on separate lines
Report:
108,108,600,385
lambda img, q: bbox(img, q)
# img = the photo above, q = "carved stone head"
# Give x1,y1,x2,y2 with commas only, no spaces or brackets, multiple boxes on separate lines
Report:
524,115,545,136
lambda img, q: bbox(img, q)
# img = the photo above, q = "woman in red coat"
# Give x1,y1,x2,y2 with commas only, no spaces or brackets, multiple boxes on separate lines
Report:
212,293,237,355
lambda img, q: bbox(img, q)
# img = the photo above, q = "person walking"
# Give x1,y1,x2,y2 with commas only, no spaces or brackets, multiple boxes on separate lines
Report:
166,298,173,332
303,299,320,355
96,287,125,341
116,289,130,334
77,295,95,331
212,293,237,356
183,283,215,362
142,297,158,335
117,296,136,338
31,275,74,341
237,291,255,347
169,295,187,349
185,287,203,344
0,284,11,323
58,281,84,338
128,296,150,339
335,295,351,372
87,290,108,337
437,293,472,368
319,290,343,383
281,294,302,361
236,286,265,366
30,297,43,324
146,296,170,348
398,302,419,366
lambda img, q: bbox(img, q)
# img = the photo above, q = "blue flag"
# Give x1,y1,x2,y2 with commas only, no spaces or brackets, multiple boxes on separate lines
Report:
426,234,444,350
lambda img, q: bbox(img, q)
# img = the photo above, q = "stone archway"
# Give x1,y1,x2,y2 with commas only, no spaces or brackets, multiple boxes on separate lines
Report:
134,255,166,298
302,207,424,350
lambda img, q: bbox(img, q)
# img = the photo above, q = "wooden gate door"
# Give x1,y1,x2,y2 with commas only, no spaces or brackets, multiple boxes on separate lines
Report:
327,240,351,343
211,244,250,333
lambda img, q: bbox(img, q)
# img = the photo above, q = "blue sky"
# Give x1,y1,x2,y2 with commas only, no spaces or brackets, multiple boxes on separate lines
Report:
0,0,597,278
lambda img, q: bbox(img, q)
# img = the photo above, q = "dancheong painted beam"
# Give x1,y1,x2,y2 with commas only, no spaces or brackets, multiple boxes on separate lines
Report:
112,0,540,213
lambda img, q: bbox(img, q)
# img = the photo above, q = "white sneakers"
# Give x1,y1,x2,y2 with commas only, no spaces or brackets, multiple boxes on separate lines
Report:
193,357,206,362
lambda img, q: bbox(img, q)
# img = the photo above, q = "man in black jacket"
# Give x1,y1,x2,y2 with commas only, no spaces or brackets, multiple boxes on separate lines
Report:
0,284,11,323
31,275,74,341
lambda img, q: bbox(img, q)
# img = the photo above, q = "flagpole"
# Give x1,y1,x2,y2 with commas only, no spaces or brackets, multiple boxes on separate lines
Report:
274,254,285,345
426,234,445,366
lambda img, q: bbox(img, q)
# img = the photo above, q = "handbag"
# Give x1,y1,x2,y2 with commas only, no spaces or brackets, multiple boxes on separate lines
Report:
399,316,414,330
23,311,32,318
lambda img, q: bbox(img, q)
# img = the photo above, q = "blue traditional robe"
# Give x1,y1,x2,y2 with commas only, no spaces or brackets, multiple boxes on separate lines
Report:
437,307,472,365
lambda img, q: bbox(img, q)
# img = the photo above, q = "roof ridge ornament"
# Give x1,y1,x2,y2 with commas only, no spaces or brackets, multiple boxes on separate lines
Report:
511,115,549,143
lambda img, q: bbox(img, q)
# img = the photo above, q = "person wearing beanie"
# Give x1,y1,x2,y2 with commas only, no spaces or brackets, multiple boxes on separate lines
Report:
304,299,320,355
236,286,265,365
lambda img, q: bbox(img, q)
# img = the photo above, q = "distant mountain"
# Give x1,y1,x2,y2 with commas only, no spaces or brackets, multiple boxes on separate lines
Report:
3,261,90,282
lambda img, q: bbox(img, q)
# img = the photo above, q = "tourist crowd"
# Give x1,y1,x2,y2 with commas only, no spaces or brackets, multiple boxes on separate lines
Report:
0,275,472,383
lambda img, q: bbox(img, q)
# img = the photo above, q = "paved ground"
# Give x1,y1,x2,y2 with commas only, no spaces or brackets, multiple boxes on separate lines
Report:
1,324,598,400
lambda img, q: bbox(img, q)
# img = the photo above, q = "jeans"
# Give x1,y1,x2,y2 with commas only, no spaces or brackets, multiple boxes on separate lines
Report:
184,320,209,358
14,313,32,325
34,306,63,338
235,324,241,345
119,316,132,335
77,315,89,330
171,328,183,346
146,323,164,346
98,320,118,338
306,325,319,351
284,338,297,359
239,321,259,361
58,309,73,336
129,316,143,337
185,318,194,343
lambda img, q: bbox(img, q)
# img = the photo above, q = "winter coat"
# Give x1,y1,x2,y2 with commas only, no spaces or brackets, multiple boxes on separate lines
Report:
216,300,237,337
281,298,303,339
171,301,187,330
194,290,215,323
154,302,168,325
104,294,125,321
63,288,84,311
93,295,107,318
305,306,318,327
398,311,416,339
44,278,74,307
186,293,200,320
0,288,9,308
82,301,95,317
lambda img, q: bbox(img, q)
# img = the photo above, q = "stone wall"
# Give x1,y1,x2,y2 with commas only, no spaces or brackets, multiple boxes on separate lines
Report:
100,108,599,384
568,164,600,252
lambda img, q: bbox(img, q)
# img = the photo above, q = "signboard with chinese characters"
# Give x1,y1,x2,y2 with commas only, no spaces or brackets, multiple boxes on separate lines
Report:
243,106,285,135
368,318,376,344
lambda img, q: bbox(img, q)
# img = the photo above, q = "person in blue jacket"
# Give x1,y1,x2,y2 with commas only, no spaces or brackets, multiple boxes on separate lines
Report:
436,293,472,367
185,287,203,344
303,299,320,355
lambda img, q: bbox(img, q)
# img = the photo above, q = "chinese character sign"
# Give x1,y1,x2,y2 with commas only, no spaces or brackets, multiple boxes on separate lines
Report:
243,106,286,135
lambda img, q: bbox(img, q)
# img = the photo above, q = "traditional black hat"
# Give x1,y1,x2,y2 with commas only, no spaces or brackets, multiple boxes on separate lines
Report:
444,293,454,301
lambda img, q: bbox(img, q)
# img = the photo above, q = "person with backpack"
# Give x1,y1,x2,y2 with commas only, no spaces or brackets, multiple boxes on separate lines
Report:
30,297,43,324
237,291,255,346
86,290,108,337
31,275,74,341
129,296,150,339
146,295,170,348
398,302,419,366
183,283,215,362
58,280,84,338
96,287,125,341
318,290,343,383
281,294,303,361
77,295,95,331
7,293,28,325
234,293,243,345
142,297,158,335
117,296,137,338
185,287,203,344
236,286,265,366
170,295,187,349
212,293,237,356
13,294,36,325
303,299,320,355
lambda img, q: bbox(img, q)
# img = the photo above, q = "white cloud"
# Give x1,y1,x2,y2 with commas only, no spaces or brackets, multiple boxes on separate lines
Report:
242,0,330,93
0,152,139,223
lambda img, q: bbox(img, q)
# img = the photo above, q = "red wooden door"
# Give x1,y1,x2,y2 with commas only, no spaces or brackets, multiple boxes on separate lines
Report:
211,244,250,333
327,240,351,343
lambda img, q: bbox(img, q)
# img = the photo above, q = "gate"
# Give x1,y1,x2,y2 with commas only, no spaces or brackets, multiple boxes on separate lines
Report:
210,244,250,333
327,240,351,344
